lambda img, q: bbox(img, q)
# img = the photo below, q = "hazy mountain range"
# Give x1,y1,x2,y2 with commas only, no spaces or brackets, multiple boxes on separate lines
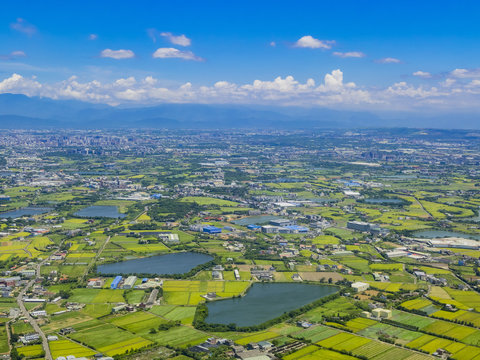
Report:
0,93,478,129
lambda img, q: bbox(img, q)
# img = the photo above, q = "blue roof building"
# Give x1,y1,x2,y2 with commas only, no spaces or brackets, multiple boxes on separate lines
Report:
203,225,222,234
285,225,309,233
111,276,122,289
247,224,261,230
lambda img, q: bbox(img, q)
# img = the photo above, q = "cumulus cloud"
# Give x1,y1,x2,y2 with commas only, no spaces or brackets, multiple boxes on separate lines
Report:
0,73,42,96
152,48,203,61
333,51,365,58
160,32,191,46
2,68,480,111
376,57,401,64
89,34,98,40
413,71,432,78
294,36,335,49
10,18,37,36
451,68,480,78
0,70,368,106
100,49,135,59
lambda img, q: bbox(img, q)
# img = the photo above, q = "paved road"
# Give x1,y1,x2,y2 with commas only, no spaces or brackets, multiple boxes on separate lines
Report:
83,235,110,279
16,259,53,360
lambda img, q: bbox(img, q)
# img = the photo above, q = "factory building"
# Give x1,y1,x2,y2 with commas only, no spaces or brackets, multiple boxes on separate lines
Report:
122,276,137,289
111,276,122,289
351,281,370,292
203,225,222,234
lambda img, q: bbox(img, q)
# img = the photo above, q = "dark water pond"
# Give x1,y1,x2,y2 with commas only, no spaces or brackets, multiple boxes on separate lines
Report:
74,205,125,218
0,207,53,218
205,283,339,327
97,252,213,275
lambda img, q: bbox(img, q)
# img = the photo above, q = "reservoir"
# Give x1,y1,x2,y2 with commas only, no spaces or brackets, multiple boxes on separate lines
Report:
413,230,480,241
205,283,339,327
74,205,126,218
0,207,53,218
97,252,213,275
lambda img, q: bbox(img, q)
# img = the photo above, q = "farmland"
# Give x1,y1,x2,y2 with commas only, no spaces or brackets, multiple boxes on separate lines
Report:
3,129,480,359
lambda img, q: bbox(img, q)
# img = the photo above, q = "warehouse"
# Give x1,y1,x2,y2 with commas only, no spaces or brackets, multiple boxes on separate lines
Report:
203,225,222,234
122,276,137,289
111,275,122,289
351,281,369,292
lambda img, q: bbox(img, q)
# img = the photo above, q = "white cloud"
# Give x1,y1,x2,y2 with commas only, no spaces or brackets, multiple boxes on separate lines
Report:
467,80,480,87
89,34,98,40
0,51,27,60
333,51,365,58
10,51,26,57
441,78,456,87
10,18,37,36
160,32,191,46
100,49,135,59
376,57,401,64
451,68,480,78
3,68,480,111
294,36,335,49
0,70,369,106
413,71,432,78
152,48,203,61
0,73,42,96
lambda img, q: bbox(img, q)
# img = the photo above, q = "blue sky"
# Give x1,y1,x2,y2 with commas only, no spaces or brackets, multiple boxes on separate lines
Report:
1,0,480,111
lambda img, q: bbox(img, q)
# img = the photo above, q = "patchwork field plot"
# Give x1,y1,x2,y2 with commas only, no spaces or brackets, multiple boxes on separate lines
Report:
68,323,153,356
108,311,167,333
49,339,96,359
162,280,250,305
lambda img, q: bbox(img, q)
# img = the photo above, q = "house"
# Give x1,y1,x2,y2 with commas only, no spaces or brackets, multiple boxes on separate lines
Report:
158,233,180,244
20,269,36,278
413,271,426,280
30,310,47,317
59,327,75,335
212,270,223,280
21,333,40,344
291,273,302,281
112,304,127,313
258,341,273,350
87,278,105,289
433,348,451,359
297,320,312,328
250,269,273,281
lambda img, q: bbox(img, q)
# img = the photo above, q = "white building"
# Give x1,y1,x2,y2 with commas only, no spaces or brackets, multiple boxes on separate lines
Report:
122,276,137,289
372,308,392,319
351,282,370,292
